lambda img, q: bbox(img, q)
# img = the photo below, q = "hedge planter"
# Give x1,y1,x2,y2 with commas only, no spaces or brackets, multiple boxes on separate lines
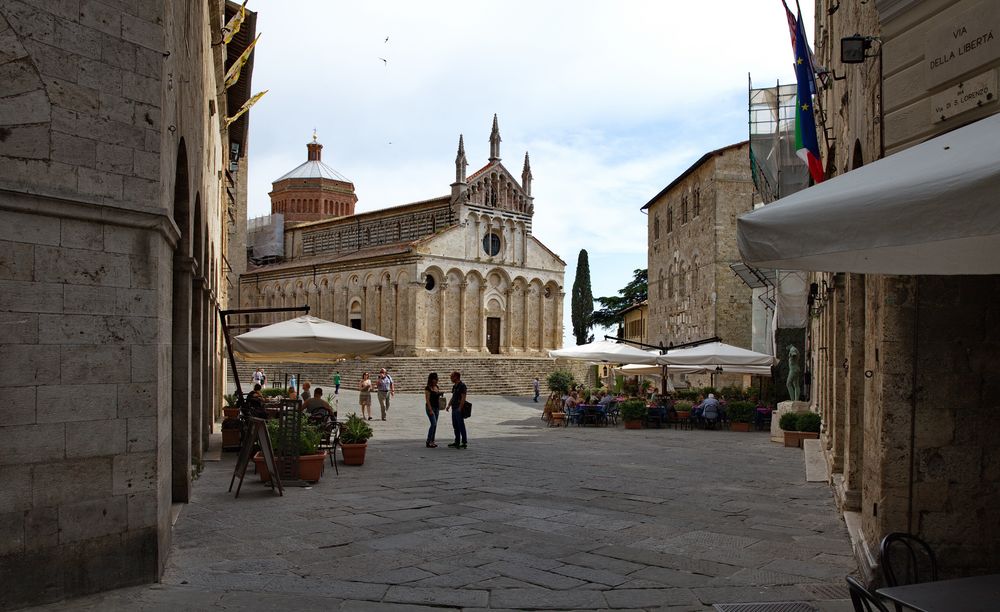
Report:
783,430,819,448
340,442,368,465
623,420,643,430
730,422,752,432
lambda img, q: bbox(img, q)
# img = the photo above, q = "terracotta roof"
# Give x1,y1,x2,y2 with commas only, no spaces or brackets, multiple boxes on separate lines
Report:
640,140,749,210
246,241,418,274
466,162,494,182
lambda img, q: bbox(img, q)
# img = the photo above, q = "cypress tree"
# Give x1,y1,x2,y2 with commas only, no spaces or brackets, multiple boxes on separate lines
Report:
571,249,594,345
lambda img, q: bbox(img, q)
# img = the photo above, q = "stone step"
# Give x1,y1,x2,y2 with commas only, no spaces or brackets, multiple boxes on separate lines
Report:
230,357,593,396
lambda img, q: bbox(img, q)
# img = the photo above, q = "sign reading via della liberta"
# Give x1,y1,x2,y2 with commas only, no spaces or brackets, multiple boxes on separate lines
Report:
925,1,1000,89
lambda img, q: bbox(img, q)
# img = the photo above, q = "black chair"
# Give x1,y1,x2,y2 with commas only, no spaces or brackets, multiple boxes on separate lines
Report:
880,532,938,588
846,576,889,612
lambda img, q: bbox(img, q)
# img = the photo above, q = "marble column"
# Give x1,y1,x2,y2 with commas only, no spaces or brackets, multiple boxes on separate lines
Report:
459,280,468,351
439,283,448,351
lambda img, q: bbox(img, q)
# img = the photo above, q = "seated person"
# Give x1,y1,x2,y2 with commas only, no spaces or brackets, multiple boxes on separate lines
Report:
303,387,335,422
691,394,705,419
246,384,265,418
564,390,581,409
598,391,614,407
701,393,721,421
286,386,298,401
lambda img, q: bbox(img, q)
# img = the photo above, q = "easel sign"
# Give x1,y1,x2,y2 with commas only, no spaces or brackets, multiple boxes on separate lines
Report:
229,417,283,498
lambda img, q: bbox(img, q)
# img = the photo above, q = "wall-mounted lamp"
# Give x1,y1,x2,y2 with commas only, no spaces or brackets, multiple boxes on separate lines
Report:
841,35,876,63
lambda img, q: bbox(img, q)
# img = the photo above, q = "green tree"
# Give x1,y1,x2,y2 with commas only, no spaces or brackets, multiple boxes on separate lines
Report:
591,268,648,330
571,249,594,345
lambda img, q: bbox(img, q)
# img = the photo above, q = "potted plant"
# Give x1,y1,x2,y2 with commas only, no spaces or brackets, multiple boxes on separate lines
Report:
620,399,648,429
546,370,575,396
253,412,326,482
727,401,755,432
221,416,242,449
674,400,693,421
780,411,821,447
339,413,374,465
223,393,239,419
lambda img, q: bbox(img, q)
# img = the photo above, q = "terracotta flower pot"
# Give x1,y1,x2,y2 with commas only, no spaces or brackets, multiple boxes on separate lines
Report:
783,430,820,447
624,419,643,430
223,407,240,419
730,422,752,432
221,429,241,449
341,442,368,465
253,451,327,482
676,411,690,420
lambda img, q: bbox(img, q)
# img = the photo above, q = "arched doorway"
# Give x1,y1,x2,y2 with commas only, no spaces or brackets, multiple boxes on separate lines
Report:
171,141,193,503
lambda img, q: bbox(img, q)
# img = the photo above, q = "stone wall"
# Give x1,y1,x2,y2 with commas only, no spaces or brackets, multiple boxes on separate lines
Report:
0,1,229,607
814,0,1000,582
647,143,753,349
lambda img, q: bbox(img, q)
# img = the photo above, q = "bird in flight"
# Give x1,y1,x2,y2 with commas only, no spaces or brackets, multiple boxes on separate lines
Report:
378,57,387,66
384,36,389,43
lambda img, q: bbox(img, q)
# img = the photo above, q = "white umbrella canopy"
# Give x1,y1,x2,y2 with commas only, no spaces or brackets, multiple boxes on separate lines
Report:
617,363,772,376
548,340,660,365
656,341,776,367
232,315,394,363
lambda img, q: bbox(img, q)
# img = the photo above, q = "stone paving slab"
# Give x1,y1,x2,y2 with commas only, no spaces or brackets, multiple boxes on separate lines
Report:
30,394,855,611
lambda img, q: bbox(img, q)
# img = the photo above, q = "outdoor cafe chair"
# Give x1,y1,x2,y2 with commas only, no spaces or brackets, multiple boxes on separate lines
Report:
880,532,937,587
605,402,619,426
846,576,890,612
566,405,584,426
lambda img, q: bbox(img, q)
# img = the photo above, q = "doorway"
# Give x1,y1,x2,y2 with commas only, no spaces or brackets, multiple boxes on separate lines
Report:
486,317,500,354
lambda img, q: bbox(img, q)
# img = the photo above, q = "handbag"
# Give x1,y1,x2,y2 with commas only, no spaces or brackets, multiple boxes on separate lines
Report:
438,396,448,411
461,401,472,419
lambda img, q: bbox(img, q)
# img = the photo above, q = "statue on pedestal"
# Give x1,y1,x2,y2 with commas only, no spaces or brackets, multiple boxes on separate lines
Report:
786,345,801,401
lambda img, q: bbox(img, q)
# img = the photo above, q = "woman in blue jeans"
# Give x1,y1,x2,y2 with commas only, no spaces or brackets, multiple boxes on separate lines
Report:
423,372,443,448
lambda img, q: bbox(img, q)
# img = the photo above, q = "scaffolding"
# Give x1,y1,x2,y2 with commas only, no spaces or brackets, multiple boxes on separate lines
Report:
748,78,810,205
247,213,284,265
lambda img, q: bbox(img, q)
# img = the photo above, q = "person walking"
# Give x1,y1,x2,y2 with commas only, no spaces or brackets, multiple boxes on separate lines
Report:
446,370,468,449
333,371,341,395
376,368,394,420
424,372,443,448
532,377,540,402
358,372,373,420
252,368,265,388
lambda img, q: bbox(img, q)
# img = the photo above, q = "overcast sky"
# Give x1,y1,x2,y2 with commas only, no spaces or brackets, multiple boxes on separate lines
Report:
243,0,814,347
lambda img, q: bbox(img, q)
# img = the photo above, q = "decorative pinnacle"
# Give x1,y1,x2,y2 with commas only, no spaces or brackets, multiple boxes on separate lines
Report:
489,113,501,162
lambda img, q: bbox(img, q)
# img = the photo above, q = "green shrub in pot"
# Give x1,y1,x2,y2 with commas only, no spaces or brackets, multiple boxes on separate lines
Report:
620,399,648,422
796,412,822,433
779,411,800,431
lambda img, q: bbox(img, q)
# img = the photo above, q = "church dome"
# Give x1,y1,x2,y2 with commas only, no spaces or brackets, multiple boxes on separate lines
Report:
269,133,358,223
274,134,351,182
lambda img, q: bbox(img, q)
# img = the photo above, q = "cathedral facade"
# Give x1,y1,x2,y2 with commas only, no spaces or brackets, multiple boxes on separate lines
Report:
239,116,566,355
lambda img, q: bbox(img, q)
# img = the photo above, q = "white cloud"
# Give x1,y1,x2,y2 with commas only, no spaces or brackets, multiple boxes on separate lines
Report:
243,0,814,347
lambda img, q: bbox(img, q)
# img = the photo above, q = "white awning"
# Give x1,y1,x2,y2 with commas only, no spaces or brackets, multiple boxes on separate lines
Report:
549,340,660,365
233,315,393,363
737,114,1000,275
655,341,776,367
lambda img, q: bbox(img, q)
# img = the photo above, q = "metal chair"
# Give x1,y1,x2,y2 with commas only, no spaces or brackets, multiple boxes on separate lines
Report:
880,532,937,587
846,576,889,612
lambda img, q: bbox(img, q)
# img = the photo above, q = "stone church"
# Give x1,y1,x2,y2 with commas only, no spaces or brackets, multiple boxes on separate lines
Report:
239,116,566,356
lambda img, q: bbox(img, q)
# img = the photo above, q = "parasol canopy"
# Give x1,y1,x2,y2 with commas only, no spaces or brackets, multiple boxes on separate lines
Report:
232,315,393,363
549,340,660,365
656,341,775,367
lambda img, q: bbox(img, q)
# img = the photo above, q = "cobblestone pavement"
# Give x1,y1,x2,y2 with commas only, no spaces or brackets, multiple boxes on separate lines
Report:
35,393,856,611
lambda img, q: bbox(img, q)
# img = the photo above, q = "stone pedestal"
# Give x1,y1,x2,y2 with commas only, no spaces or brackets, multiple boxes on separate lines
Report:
771,400,811,443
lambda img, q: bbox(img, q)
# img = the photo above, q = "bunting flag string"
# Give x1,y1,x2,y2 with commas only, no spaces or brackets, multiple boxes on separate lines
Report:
225,89,268,128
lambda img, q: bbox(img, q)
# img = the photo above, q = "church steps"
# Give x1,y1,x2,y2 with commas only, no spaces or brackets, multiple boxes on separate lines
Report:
231,357,592,397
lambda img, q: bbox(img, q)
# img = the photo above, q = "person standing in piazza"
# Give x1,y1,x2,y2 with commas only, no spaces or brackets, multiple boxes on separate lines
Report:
358,372,373,420
446,371,468,449
376,368,394,420
532,377,540,403
333,370,341,395
252,368,265,388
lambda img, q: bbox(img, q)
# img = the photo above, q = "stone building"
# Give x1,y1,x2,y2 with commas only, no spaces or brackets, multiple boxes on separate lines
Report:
642,142,755,384
739,0,1000,582
238,116,566,356
620,300,648,346
0,1,251,607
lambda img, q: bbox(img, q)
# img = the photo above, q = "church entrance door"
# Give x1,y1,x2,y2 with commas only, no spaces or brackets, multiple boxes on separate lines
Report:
486,317,501,354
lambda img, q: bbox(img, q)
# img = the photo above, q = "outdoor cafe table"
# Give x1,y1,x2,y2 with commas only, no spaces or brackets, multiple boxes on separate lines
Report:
876,574,1000,612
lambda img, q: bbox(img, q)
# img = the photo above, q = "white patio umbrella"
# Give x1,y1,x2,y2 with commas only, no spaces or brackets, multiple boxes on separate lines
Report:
549,340,660,365
232,315,394,363
656,341,776,367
